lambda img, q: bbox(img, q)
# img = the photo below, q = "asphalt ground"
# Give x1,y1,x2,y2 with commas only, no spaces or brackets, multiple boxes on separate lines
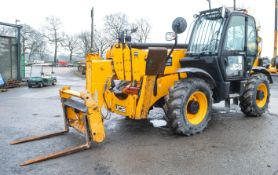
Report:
0,67,278,175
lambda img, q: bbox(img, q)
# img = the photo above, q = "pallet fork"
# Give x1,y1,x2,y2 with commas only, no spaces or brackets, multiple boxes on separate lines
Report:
10,86,105,166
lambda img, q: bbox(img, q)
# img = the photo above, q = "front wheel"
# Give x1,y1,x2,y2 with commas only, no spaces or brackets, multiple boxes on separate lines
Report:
240,73,270,117
166,78,212,136
52,80,57,86
39,82,43,88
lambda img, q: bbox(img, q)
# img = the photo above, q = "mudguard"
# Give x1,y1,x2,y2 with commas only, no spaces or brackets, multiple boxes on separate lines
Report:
252,67,273,84
177,67,216,88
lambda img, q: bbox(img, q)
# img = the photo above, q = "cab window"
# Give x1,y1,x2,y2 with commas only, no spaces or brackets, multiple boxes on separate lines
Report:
224,16,245,51
247,17,257,56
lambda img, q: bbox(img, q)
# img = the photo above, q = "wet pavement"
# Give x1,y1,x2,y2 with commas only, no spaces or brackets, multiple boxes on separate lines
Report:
0,67,278,175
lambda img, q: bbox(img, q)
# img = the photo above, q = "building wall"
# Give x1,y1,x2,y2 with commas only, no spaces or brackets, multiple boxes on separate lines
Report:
0,36,18,81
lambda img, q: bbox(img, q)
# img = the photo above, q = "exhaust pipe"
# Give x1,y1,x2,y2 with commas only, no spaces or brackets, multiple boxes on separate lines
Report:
91,7,94,52
234,0,236,10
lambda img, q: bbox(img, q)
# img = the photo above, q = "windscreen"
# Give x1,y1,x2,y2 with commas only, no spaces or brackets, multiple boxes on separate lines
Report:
30,66,42,77
30,66,53,77
188,15,224,55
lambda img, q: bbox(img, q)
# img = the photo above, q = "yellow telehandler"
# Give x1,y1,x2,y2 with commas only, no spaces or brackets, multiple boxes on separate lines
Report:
11,7,272,166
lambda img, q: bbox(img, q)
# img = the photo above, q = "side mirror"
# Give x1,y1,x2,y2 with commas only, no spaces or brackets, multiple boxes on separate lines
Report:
165,32,176,41
172,17,187,34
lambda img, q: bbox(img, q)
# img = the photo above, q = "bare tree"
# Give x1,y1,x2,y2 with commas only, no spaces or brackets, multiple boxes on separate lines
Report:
20,24,35,59
132,18,151,43
104,13,129,42
36,41,48,60
27,39,38,61
61,34,80,63
78,31,91,56
26,31,46,61
18,24,47,61
78,30,110,57
103,13,151,43
94,30,111,57
42,16,63,64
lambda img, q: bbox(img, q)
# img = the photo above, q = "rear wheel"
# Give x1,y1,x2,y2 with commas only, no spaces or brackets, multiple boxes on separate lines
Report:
39,82,43,88
52,79,57,85
240,73,270,117
78,66,82,72
166,78,212,136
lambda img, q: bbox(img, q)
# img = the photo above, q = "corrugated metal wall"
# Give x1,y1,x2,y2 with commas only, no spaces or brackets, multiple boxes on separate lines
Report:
0,36,18,81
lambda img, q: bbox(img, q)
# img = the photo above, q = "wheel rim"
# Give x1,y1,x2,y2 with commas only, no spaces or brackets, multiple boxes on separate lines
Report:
256,83,268,108
185,91,208,125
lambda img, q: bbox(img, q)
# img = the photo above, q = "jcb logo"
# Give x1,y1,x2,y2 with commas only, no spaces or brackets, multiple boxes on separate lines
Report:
230,64,242,71
116,105,126,113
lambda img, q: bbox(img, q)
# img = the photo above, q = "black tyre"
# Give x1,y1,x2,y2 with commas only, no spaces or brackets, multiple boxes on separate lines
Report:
52,80,57,85
240,73,270,117
78,66,82,72
39,82,43,88
28,84,32,88
162,96,170,123
166,78,212,136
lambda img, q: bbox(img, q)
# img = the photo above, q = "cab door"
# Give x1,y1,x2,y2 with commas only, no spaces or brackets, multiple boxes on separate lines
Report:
221,14,257,81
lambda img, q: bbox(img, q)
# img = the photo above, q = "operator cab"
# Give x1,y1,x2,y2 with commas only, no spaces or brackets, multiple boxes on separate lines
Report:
180,7,258,102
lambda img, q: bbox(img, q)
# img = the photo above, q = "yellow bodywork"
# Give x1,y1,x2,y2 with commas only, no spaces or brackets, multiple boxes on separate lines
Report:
253,37,278,74
85,44,186,120
266,64,278,74
59,43,187,143
60,86,105,143
101,44,186,119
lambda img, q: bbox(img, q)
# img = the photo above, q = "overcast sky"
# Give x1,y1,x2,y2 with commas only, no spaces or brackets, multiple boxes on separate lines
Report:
0,0,275,57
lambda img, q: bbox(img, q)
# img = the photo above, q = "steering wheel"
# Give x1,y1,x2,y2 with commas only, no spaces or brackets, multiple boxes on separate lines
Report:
202,30,220,52
202,38,220,52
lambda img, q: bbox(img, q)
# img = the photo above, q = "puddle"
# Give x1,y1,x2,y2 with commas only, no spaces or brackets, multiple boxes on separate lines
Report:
219,111,226,114
150,119,167,127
